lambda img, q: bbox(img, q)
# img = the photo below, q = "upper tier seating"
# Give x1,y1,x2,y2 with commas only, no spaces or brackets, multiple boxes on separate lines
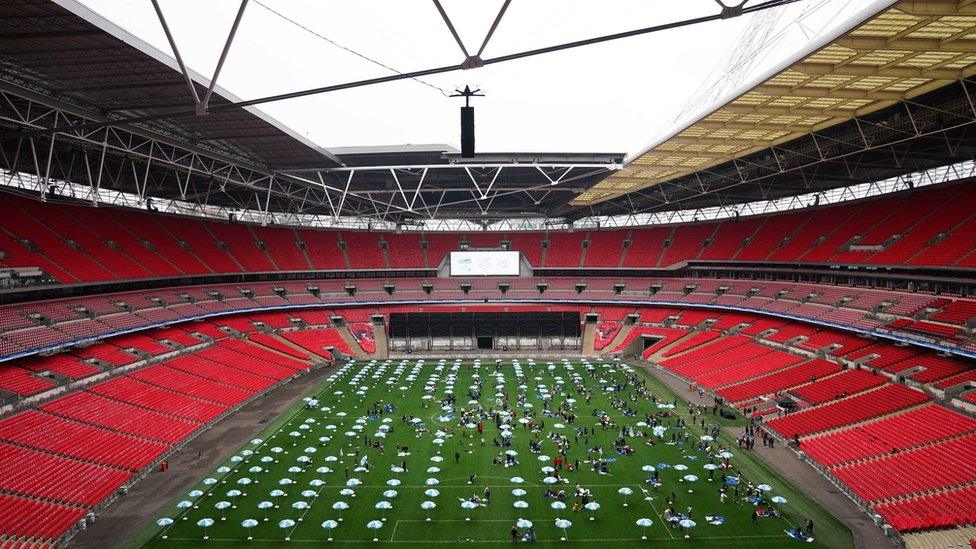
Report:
5,180,976,287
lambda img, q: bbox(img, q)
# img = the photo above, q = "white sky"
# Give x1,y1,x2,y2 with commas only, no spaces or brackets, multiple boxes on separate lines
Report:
75,0,888,156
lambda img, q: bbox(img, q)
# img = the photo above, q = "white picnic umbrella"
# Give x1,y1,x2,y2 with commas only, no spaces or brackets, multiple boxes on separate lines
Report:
512,488,527,497
156,517,174,539
543,476,558,484
214,501,231,520
516,518,533,529
321,519,339,541
383,490,398,499
425,488,440,498
757,484,773,492
241,518,259,539
636,517,654,539
176,500,193,510
196,518,215,540
584,502,601,520
366,519,384,541
421,500,437,521
332,501,349,521
679,519,696,539
513,500,529,509
771,496,788,504
551,501,566,510
511,477,525,484
618,487,633,506
292,501,310,510
257,500,273,521
555,518,572,541
279,518,297,540
425,478,440,486
375,500,393,520
460,499,477,521
387,479,402,486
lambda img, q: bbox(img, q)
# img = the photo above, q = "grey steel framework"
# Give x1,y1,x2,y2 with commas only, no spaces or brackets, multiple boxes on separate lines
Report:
1,0,975,227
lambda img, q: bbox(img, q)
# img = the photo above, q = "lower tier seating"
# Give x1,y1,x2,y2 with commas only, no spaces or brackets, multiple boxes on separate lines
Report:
832,433,976,502
875,484,976,532
802,405,976,467
767,384,928,437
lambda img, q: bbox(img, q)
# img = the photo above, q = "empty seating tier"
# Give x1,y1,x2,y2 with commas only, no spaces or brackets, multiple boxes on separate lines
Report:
767,384,928,438
803,405,976,467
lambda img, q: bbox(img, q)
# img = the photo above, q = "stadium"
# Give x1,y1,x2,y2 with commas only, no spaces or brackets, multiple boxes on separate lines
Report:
0,0,975,547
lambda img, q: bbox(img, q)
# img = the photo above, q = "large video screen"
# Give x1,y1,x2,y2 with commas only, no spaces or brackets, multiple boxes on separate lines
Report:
449,251,520,276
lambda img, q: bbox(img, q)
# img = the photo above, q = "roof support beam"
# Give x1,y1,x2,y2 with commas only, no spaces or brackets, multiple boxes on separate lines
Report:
835,36,976,53
895,1,976,16
150,0,201,107
791,62,963,80
753,84,906,101
200,0,249,113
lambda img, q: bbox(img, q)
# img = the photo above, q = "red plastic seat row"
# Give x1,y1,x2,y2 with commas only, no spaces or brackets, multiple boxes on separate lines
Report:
0,493,87,542
660,330,720,357
88,377,226,423
281,328,352,358
791,369,887,405
0,443,130,506
716,359,839,404
130,365,253,406
832,433,976,501
803,405,976,467
768,383,928,437
197,346,302,379
593,322,621,351
163,356,275,392
42,392,199,444
0,410,167,470
349,323,376,354
875,483,976,532
611,326,686,354
217,338,310,371
693,351,802,389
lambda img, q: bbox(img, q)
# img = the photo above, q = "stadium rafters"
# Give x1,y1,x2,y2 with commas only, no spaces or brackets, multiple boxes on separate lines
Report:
575,0,976,215
3,0,976,225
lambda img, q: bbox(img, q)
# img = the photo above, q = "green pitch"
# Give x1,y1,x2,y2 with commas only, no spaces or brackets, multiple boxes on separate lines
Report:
131,358,852,548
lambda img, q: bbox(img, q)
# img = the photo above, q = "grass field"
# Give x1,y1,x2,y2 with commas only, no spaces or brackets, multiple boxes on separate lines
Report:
132,358,853,548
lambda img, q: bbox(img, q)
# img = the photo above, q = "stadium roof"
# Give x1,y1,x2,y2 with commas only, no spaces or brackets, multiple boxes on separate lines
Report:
0,0,341,170
575,0,976,214
1,0,975,224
